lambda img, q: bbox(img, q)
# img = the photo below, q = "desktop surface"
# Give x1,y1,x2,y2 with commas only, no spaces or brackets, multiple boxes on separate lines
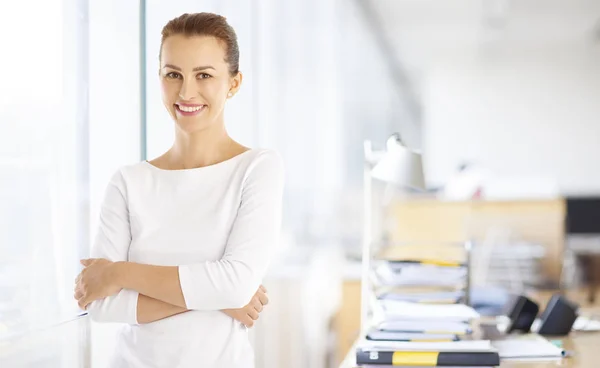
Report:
340,291,600,368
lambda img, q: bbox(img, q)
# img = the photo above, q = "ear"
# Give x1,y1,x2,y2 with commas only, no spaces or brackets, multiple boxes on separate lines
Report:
228,72,243,98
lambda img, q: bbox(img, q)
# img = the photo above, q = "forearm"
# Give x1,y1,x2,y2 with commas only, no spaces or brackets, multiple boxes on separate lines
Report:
136,294,189,324
136,294,246,324
112,259,260,311
114,261,187,308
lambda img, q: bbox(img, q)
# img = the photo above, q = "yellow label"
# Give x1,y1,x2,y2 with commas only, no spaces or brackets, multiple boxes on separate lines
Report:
427,330,466,335
392,352,439,366
418,299,459,304
421,260,462,267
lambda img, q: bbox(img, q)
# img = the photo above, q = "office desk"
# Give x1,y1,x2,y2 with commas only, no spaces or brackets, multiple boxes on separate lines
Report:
340,331,600,368
338,290,600,368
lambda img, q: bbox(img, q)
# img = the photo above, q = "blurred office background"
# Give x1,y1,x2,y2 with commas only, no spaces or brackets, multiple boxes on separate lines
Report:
1,0,600,367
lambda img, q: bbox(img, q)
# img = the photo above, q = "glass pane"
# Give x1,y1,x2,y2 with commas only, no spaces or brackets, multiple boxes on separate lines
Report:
0,0,90,362
0,315,89,368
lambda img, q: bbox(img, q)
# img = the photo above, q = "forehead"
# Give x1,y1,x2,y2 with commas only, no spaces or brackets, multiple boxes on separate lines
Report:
161,34,227,70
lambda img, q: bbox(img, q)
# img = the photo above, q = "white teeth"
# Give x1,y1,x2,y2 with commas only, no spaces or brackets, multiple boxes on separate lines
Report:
178,105,204,112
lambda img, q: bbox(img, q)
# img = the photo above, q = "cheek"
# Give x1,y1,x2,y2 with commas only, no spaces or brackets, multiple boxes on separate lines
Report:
160,81,177,104
203,82,228,104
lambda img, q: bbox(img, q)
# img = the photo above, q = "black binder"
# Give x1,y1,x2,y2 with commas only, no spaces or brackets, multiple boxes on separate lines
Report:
356,349,500,366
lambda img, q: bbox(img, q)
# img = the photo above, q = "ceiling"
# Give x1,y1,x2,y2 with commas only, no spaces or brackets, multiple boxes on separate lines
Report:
368,0,600,66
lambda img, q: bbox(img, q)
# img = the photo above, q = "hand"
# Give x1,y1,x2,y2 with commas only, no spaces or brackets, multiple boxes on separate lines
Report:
74,258,122,310
222,285,269,328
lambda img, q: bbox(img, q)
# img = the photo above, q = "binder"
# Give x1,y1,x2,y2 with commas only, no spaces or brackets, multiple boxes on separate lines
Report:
356,350,500,366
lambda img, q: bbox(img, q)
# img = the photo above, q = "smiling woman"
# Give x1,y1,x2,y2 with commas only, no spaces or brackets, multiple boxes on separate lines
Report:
74,12,284,368
159,32,242,135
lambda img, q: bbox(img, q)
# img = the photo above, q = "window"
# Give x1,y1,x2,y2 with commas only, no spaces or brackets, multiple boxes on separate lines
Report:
0,0,89,365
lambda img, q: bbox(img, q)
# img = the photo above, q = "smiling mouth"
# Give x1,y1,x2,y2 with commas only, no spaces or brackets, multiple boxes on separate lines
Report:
175,103,207,116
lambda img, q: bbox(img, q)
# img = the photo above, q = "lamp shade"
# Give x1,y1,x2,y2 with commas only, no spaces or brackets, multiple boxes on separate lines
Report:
371,135,425,190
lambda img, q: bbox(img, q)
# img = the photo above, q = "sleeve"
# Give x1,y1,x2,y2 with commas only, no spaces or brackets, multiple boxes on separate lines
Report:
178,150,285,310
86,169,139,324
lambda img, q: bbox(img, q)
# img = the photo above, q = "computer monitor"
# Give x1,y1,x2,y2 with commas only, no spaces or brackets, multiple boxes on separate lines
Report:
566,197,600,234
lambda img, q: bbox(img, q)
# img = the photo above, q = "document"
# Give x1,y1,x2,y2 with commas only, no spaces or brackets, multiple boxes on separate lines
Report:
357,339,494,352
491,334,564,360
381,300,480,322
378,320,472,335
366,329,458,342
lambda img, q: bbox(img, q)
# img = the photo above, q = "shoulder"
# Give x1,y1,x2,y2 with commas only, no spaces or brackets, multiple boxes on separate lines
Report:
106,161,151,188
241,148,285,186
244,148,284,172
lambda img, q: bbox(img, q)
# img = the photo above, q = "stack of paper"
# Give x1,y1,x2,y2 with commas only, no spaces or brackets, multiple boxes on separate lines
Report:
379,300,480,323
366,329,459,342
357,339,494,352
376,244,467,265
378,290,464,304
362,243,482,364
377,320,472,335
374,262,467,287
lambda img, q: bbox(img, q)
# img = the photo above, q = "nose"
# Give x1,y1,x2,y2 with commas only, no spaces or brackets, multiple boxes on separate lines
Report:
178,78,197,100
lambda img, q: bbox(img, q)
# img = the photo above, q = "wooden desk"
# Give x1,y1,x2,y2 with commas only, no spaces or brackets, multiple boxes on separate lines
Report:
338,290,600,367
501,332,600,367
340,330,600,367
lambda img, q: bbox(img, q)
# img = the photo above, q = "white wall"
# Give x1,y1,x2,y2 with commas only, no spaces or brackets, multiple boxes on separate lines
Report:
423,46,600,196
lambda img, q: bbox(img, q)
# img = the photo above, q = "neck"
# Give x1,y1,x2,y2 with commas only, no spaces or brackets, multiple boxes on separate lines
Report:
168,122,234,169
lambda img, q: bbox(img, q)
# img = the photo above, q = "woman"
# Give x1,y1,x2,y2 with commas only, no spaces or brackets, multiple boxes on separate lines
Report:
74,12,284,368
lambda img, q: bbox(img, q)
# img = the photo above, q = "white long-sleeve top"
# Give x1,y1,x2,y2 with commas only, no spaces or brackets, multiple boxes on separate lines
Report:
87,149,284,368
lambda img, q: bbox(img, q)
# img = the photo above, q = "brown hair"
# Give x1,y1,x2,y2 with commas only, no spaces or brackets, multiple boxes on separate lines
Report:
160,13,239,76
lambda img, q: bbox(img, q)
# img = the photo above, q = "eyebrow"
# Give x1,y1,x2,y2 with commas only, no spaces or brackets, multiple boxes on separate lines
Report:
162,64,215,72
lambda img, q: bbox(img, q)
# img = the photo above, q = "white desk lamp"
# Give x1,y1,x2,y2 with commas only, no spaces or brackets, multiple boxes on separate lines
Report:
361,133,425,334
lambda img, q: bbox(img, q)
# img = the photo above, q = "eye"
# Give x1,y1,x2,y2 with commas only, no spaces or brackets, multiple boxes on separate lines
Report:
165,72,182,79
197,73,211,80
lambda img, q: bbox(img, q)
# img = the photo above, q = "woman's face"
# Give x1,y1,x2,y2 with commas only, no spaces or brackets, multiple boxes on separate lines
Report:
159,35,241,134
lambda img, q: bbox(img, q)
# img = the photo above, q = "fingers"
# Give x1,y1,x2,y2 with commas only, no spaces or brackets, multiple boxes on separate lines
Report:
237,310,254,328
80,258,95,267
247,307,259,321
75,289,87,309
74,281,86,309
242,317,254,328
259,285,267,293
77,298,88,310
257,290,269,306
251,297,263,313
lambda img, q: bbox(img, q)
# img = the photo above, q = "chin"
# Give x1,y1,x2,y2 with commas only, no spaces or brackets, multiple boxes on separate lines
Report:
174,117,213,134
